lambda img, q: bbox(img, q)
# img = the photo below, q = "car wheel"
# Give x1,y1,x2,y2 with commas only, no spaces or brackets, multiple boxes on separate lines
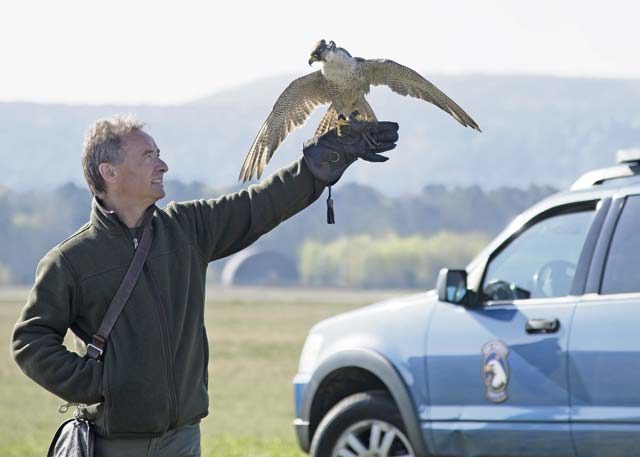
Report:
310,390,416,457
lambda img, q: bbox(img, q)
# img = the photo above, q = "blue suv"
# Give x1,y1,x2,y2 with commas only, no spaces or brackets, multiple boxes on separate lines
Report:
293,151,640,457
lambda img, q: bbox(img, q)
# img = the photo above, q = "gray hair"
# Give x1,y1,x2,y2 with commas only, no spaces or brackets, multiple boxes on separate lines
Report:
81,114,145,196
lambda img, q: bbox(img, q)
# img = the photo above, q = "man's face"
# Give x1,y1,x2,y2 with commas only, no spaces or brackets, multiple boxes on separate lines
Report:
111,130,168,205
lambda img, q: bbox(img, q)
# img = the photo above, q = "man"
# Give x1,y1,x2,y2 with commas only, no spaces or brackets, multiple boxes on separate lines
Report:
11,114,398,456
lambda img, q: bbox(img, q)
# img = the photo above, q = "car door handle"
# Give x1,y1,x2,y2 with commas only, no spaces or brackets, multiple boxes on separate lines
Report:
525,318,560,334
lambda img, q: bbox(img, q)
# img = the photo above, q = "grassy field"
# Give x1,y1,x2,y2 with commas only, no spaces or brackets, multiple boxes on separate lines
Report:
0,286,406,457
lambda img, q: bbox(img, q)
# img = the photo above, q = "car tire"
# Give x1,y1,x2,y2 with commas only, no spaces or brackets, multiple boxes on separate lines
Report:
310,390,416,457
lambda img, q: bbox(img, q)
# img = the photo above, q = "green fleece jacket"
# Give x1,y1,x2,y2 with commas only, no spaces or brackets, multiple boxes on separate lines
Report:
11,158,324,438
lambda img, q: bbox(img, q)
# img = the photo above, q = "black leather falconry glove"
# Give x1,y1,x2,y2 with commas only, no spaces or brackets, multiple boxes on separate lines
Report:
303,118,399,223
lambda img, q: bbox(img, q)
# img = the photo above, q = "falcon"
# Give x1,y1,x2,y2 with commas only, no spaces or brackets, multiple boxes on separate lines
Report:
239,39,481,182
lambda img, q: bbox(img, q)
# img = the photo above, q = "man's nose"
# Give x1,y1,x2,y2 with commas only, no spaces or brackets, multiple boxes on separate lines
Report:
157,158,169,173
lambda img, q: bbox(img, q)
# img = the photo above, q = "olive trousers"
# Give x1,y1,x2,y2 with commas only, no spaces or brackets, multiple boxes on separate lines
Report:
95,423,201,457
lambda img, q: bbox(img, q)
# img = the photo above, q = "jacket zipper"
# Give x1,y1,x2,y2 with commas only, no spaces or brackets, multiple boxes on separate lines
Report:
116,219,178,429
145,265,179,428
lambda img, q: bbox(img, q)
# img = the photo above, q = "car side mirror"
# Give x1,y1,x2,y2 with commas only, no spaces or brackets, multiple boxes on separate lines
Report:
437,269,468,304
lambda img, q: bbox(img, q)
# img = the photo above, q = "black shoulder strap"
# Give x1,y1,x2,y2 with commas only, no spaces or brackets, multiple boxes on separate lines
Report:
86,206,156,360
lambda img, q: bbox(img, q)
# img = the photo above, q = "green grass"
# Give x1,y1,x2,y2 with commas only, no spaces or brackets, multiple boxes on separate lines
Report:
0,287,401,456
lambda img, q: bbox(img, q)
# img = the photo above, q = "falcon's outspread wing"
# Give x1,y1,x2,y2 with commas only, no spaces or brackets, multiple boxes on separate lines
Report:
239,71,332,182
361,59,481,131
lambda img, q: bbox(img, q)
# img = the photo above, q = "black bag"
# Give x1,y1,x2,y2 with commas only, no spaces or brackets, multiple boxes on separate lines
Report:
47,417,94,457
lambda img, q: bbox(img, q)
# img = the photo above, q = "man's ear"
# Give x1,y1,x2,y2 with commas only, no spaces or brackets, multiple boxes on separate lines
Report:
98,162,118,184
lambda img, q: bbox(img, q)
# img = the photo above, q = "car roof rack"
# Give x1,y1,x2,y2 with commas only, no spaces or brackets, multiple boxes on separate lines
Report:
571,148,640,190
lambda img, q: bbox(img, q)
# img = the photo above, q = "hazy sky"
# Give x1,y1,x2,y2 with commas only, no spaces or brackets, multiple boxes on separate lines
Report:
2,0,639,105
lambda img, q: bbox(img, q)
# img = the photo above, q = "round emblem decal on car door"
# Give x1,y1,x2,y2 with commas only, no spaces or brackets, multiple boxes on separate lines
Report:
482,340,510,403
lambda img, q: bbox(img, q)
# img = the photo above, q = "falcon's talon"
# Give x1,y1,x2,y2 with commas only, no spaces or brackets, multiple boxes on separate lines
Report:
336,116,351,137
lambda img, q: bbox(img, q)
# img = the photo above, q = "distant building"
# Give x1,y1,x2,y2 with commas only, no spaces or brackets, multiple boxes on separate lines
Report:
221,248,299,286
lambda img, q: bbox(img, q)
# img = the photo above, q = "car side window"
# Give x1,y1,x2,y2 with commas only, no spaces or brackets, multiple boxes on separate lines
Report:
601,195,640,294
482,208,595,301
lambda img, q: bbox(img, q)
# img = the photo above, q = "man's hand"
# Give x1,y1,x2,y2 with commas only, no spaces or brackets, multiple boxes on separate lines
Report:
303,119,400,185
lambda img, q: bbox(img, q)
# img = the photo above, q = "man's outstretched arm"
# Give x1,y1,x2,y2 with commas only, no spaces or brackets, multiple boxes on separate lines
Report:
168,156,325,262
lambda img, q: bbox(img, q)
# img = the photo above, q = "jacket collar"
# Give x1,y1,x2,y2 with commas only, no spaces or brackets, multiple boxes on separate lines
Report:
90,197,128,233
90,197,156,233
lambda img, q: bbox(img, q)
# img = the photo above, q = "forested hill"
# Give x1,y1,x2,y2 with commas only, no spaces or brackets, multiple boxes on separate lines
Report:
1,74,639,194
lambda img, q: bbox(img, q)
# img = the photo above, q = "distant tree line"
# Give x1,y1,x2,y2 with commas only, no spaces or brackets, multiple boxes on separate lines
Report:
0,180,556,287
299,232,489,289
